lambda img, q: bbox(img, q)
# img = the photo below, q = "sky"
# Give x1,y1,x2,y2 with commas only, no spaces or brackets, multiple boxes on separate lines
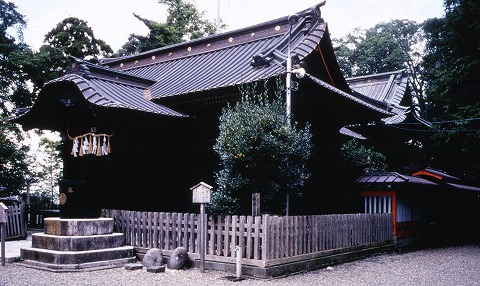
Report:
12,0,445,52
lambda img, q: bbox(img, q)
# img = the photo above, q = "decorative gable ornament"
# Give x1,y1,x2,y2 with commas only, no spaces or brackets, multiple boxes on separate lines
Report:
68,128,113,157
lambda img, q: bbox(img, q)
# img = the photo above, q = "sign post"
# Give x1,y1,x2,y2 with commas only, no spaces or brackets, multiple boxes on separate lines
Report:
252,193,260,217
191,182,212,273
0,203,8,266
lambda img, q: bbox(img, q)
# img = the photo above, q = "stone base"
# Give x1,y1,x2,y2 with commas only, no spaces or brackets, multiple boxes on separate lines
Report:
125,263,144,270
18,257,135,272
21,245,135,265
147,265,166,273
31,233,126,251
20,218,135,271
44,217,113,236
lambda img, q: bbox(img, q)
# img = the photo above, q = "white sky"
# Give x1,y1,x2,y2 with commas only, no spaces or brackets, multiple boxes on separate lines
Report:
13,0,445,52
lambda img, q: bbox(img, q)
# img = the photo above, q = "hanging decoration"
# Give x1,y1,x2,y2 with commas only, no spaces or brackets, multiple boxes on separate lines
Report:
68,128,113,157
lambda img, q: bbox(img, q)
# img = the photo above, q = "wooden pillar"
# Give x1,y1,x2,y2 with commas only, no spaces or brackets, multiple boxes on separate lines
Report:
252,193,260,217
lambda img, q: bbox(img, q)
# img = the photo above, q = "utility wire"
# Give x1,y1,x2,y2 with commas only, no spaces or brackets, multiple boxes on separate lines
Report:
384,124,480,133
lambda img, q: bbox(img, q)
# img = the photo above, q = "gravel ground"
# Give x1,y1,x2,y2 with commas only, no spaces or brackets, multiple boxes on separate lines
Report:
1,244,480,286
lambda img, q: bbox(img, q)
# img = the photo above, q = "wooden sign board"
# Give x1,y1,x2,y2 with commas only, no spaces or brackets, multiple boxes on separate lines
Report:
191,182,212,204
0,203,7,223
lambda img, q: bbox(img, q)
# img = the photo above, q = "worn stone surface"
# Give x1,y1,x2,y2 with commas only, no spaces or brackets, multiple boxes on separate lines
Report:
146,265,166,273
21,246,135,265
44,218,113,236
125,263,143,271
31,233,125,251
167,247,188,270
21,218,133,272
142,248,163,268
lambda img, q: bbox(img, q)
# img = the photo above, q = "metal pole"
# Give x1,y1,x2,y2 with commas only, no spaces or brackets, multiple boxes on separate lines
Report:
285,15,297,216
286,32,292,126
235,246,242,279
200,203,205,273
216,0,221,34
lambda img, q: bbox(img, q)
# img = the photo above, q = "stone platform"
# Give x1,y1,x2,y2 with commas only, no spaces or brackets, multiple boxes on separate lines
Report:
20,218,135,271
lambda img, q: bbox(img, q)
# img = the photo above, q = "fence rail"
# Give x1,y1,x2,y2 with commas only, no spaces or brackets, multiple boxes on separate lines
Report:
4,204,27,240
102,209,393,267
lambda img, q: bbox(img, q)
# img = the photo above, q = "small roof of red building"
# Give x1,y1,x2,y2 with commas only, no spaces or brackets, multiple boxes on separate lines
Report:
357,168,480,193
356,172,436,185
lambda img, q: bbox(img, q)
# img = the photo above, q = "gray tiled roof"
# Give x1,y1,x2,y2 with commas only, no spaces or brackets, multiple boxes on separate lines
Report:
48,73,188,117
346,70,409,106
105,11,329,100
306,73,394,116
356,172,436,185
446,182,480,192
341,70,412,138
16,2,401,129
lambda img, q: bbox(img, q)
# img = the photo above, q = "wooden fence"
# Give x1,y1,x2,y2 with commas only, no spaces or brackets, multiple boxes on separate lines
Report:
4,204,27,240
102,210,393,269
27,209,60,229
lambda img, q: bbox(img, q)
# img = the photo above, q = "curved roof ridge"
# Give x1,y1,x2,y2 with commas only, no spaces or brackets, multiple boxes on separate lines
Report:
346,69,407,81
49,74,188,117
306,73,394,116
101,2,326,67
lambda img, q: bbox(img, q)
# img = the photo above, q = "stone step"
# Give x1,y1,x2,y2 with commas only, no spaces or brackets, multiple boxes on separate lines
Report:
19,256,136,272
44,217,114,236
32,233,125,251
21,245,135,265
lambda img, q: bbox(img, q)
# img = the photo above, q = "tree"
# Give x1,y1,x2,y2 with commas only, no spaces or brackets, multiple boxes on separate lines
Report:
43,17,113,70
334,20,420,76
35,137,62,208
0,0,30,112
422,0,480,182
25,44,65,92
333,20,433,176
340,139,388,173
0,1,31,196
0,115,30,197
117,0,219,55
333,20,425,108
0,2,67,201
209,80,313,215
6,17,115,94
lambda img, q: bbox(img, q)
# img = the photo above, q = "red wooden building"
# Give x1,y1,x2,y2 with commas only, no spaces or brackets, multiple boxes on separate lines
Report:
357,168,480,239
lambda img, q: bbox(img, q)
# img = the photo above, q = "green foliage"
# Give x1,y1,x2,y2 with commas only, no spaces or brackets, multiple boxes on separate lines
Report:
0,1,31,195
334,20,420,77
0,0,31,112
26,191,55,210
44,17,113,65
117,0,219,55
340,139,388,173
35,137,62,208
26,45,65,92
1,4,108,105
6,17,114,92
160,0,217,40
209,79,312,215
0,114,30,197
0,1,65,199
422,0,480,182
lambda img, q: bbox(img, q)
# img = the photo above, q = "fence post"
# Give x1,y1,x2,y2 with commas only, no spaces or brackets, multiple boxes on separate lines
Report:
191,182,212,273
261,214,269,261
1,222,5,266
0,203,7,266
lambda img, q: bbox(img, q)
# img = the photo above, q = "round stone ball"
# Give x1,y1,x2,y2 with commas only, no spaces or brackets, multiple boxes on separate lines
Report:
142,248,163,267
